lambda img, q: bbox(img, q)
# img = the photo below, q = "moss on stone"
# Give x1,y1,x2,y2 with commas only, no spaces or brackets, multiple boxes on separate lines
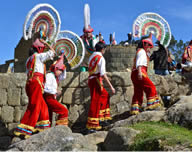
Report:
128,121,192,151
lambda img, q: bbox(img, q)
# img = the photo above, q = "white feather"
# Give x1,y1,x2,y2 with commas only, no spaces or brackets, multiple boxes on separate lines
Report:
84,3,90,30
113,32,115,40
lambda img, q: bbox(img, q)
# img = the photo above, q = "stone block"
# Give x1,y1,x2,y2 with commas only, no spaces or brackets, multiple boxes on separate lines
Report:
21,105,28,118
9,73,27,88
0,89,7,106
1,106,14,123
14,107,22,122
110,87,124,105
8,123,19,132
7,88,21,106
59,72,79,88
79,72,88,87
78,104,89,122
21,88,28,106
106,72,132,87
0,74,10,89
68,105,79,124
8,123,18,135
124,86,134,103
82,88,91,104
116,101,130,114
62,88,83,105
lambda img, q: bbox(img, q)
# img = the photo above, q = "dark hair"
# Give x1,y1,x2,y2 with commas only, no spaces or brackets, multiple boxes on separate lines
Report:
28,47,38,56
95,41,106,52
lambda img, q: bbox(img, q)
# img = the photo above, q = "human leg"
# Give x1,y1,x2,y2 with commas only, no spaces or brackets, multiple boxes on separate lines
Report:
44,94,68,126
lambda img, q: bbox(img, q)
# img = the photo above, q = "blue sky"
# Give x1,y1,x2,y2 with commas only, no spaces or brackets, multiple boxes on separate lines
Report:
0,0,192,64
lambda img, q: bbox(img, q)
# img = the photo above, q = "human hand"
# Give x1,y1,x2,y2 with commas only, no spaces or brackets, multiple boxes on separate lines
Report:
111,87,116,94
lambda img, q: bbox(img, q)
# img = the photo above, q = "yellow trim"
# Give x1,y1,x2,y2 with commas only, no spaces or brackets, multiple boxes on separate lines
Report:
86,124,102,130
87,117,100,121
132,104,141,108
96,78,103,91
142,72,147,78
146,103,161,110
56,119,68,126
99,108,110,113
147,98,157,102
14,131,31,139
36,77,44,94
87,120,99,125
131,111,140,115
104,117,112,120
18,123,34,131
36,120,50,125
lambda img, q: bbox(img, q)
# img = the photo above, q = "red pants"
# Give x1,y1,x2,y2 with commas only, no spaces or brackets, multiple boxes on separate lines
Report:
131,67,160,115
86,77,111,130
14,73,50,138
44,93,68,126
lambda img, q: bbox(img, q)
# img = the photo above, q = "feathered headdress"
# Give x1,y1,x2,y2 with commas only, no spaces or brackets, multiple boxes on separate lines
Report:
113,32,115,41
53,30,85,70
83,4,93,33
23,3,61,42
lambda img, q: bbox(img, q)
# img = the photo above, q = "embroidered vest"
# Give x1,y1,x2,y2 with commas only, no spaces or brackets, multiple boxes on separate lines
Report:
26,54,46,81
88,55,102,76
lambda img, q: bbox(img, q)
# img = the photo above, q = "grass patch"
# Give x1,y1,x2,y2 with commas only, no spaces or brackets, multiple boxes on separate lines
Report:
128,121,192,150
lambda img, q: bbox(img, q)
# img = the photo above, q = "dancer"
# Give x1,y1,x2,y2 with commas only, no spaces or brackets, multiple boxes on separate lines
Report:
86,42,115,133
131,34,160,115
80,4,97,72
43,54,68,126
14,38,55,138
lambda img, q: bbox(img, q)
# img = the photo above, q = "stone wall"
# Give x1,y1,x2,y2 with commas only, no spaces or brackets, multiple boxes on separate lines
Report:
0,72,192,137
103,45,156,74
0,44,157,73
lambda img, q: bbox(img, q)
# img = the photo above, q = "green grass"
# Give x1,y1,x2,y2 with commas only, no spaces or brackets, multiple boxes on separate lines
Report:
128,121,192,151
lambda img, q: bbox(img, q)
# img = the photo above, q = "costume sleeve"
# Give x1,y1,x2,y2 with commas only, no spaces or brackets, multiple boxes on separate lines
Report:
38,50,55,63
92,35,97,48
44,73,57,94
136,50,147,69
99,57,106,76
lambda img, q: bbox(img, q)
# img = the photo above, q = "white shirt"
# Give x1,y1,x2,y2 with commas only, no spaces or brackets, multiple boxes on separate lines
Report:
136,48,147,69
44,70,66,94
88,52,106,77
44,73,57,94
26,50,54,74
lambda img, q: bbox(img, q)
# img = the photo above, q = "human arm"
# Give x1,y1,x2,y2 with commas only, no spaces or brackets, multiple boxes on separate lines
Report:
103,74,115,94
99,57,115,94
39,39,55,54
